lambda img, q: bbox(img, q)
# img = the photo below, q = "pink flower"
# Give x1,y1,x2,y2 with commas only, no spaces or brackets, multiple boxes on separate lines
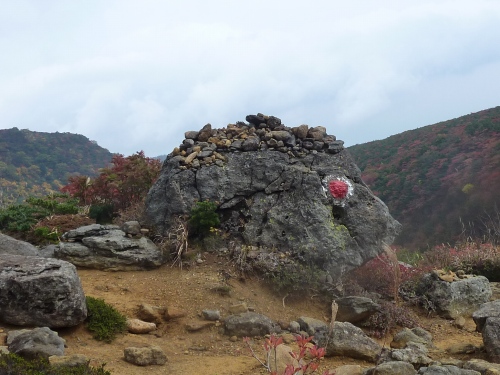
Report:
328,180,349,199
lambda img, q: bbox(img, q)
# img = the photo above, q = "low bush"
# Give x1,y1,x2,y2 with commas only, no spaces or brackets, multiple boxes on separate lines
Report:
361,301,419,339
85,296,127,343
0,353,110,375
188,200,220,237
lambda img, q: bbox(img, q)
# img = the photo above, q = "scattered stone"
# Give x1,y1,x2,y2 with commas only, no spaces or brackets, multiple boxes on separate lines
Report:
122,221,142,237
391,327,434,349
164,307,187,320
0,254,87,328
288,321,301,334
418,365,481,374
126,319,157,334
7,327,65,359
224,312,281,337
228,303,248,314
367,360,417,374
463,359,500,374
123,346,167,366
390,342,432,367
269,344,300,374
473,300,500,332
446,343,480,355
417,273,492,318
185,321,215,332
137,303,165,324
281,333,296,344
335,296,380,324
202,309,221,321
454,316,467,329
296,316,328,337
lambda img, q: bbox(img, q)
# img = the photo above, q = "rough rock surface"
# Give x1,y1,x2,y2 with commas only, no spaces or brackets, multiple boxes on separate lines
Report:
145,114,400,281
0,233,38,256
123,346,167,366
472,300,500,332
483,317,500,363
418,365,481,374
390,327,434,349
314,321,381,362
7,327,65,359
0,254,87,328
224,312,281,337
417,273,492,318
335,296,380,323
367,361,417,374
389,342,432,367
53,224,167,271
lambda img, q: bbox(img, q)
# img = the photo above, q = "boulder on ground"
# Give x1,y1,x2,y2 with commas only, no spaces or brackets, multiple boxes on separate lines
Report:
390,327,434,349
314,321,381,362
483,317,500,363
0,233,38,256
224,312,281,337
145,115,401,285
7,327,65,359
123,346,167,366
418,365,481,374
0,254,87,328
54,224,167,271
367,361,417,374
335,296,380,324
473,300,500,332
416,273,492,318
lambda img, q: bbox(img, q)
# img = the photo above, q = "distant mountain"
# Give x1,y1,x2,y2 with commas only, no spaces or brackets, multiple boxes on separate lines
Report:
348,106,500,250
0,128,114,206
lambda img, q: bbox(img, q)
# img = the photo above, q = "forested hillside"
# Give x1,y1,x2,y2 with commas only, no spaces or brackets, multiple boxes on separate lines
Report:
0,128,114,207
348,106,500,250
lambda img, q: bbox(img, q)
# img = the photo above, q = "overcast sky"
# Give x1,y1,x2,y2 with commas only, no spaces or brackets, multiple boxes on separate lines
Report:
1,0,500,157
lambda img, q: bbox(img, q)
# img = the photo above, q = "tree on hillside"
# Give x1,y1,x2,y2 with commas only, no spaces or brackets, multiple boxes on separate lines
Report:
61,151,162,220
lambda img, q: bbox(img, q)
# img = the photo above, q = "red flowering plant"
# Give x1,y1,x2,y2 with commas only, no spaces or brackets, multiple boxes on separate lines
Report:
243,334,335,375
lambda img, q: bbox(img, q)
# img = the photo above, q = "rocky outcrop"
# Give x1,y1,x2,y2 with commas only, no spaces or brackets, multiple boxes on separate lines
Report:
145,114,400,282
0,233,38,256
0,254,87,328
483,317,500,363
416,273,492,318
53,223,167,271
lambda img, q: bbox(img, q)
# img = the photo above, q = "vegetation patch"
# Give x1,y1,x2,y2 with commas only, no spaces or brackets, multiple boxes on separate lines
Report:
85,296,127,343
0,353,110,375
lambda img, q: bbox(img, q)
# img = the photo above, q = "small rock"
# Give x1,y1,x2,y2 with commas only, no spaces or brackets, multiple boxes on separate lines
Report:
123,346,167,366
164,307,187,320
185,321,215,332
49,354,90,368
126,319,157,334
202,309,221,321
229,303,248,314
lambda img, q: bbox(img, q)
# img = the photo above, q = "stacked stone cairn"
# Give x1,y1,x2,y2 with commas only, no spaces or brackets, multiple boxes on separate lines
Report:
171,113,345,170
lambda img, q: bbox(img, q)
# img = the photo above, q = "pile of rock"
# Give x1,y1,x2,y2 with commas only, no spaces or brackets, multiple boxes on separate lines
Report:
171,114,345,171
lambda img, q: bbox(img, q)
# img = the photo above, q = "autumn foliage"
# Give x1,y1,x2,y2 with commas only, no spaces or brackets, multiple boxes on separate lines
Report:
61,151,161,217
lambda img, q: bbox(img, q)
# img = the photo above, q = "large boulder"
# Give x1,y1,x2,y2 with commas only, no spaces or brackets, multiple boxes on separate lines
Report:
53,224,167,271
0,233,38,256
145,115,401,282
416,272,492,319
0,254,87,328
483,317,500,363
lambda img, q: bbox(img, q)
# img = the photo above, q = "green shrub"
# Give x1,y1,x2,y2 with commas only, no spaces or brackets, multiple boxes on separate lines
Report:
33,226,60,243
89,204,115,224
0,194,79,233
85,296,127,343
188,200,220,237
0,353,110,375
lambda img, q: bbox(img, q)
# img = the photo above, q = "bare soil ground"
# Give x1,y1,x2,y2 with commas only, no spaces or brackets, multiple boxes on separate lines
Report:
2,252,488,375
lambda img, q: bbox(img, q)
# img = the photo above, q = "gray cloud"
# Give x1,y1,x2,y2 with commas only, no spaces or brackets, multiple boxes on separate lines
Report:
1,0,499,156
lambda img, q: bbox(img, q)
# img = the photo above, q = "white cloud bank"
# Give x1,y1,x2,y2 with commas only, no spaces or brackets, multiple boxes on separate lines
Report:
1,0,500,156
